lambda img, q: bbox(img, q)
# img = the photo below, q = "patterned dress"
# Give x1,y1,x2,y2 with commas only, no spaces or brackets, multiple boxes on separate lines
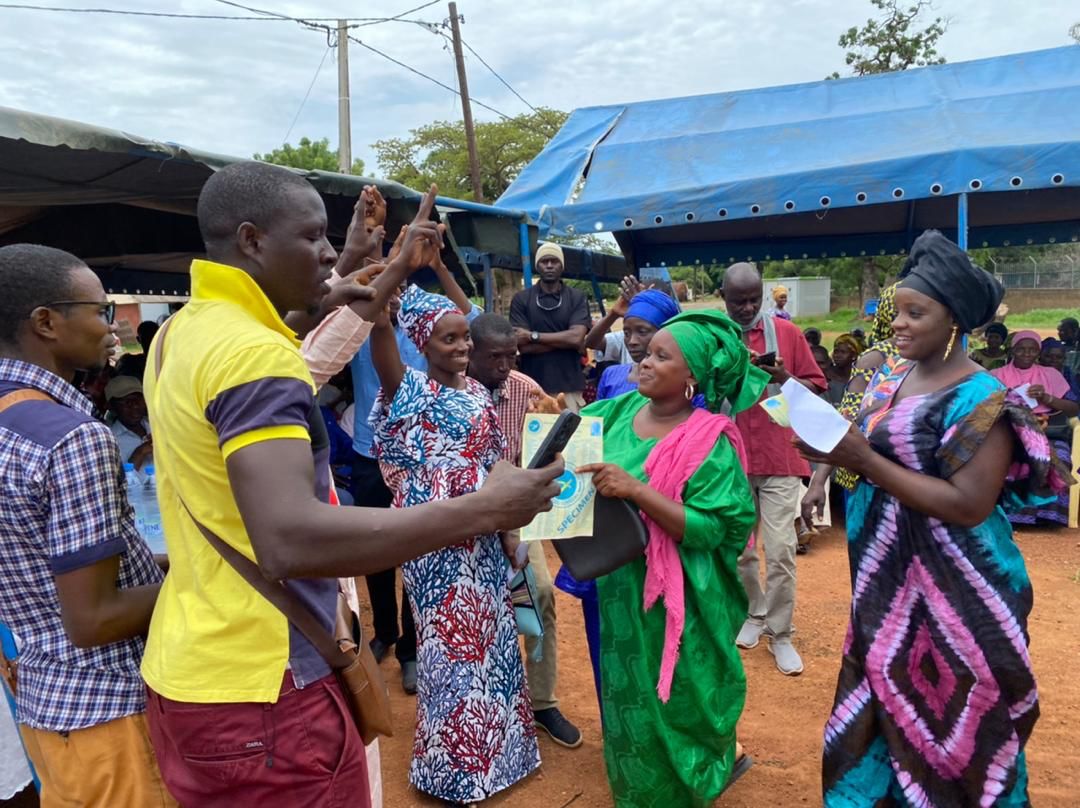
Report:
823,360,1065,807
371,368,539,802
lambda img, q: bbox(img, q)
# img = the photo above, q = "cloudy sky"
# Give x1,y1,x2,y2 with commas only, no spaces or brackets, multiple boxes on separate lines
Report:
1,0,1076,179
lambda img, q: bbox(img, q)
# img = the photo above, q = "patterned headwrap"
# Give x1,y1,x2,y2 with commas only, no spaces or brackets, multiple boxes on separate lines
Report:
397,283,463,352
870,282,898,344
833,333,862,357
661,310,769,414
771,284,788,302
625,289,681,329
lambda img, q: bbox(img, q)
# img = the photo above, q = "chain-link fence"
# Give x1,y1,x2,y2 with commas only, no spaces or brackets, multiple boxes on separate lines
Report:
993,260,1080,289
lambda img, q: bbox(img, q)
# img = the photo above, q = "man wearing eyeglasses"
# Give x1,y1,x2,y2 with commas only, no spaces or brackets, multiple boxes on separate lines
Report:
0,244,173,805
510,243,592,413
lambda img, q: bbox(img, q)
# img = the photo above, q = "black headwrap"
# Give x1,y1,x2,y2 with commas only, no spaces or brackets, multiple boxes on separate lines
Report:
898,230,1004,333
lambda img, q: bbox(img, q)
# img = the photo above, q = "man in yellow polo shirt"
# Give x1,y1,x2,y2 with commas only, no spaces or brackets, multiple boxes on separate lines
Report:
141,162,561,806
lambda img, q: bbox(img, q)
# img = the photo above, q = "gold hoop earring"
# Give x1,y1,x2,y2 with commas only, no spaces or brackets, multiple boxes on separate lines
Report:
943,326,958,361
685,382,695,401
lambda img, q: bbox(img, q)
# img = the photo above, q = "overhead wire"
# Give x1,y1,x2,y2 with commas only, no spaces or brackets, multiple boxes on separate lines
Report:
0,1,435,24
347,34,511,120
279,44,332,146
2,1,513,122
457,36,537,112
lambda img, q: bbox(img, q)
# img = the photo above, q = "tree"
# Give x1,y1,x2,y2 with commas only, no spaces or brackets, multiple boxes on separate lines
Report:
1070,22,1080,43
829,0,947,79
372,108,568,202
374,108,569,312
254,136,365,176
827,0,947,302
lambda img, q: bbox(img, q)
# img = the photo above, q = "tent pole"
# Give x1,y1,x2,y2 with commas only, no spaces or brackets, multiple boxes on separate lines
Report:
957,193,969,250
958,192,970,353
481,253,494,313
520,220,533,286
584,251,605,316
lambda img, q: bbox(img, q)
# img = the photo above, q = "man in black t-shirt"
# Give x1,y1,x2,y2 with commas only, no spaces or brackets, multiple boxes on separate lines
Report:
509,243,592,412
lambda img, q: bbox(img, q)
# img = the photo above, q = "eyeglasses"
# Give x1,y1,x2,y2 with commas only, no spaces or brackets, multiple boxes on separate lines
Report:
46,301,116,325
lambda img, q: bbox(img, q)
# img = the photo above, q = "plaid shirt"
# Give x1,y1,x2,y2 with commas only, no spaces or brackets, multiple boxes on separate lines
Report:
492,369,541,465
0,359,162,731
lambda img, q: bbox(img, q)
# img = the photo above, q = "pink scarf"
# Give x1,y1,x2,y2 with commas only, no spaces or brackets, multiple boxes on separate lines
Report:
641,407,749,702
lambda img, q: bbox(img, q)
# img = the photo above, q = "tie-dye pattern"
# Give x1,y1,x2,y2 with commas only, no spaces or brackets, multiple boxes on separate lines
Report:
823,360,1069,807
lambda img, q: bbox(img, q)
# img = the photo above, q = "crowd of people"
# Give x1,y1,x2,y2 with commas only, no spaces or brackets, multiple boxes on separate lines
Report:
0,162,1073,808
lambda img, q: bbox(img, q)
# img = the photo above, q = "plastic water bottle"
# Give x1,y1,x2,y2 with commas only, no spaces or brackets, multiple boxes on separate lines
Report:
123,463,147,537
139,466,165,554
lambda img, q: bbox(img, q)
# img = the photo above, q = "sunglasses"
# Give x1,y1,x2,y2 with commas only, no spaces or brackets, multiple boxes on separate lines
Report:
46,300,116,325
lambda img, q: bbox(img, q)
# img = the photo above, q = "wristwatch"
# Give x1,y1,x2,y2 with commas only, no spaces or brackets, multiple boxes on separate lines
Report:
530,331,540,344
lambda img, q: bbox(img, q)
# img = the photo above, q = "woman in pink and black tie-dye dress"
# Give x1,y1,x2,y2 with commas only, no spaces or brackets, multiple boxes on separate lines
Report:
370,283,538,805
799,231,1071,807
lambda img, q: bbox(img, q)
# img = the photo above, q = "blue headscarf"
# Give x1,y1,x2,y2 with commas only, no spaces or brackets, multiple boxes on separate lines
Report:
625,289,680,329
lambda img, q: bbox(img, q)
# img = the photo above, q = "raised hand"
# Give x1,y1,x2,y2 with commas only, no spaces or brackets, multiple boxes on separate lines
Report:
619,275,645,300
387,225,408,263
394,184,445,274
343,189,385,264
362,185,387,232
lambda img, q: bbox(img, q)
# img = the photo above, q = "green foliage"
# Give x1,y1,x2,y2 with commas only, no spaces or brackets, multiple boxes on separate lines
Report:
758,256,904,299
829,0,947,79
372,108,569,201
254,137,365,176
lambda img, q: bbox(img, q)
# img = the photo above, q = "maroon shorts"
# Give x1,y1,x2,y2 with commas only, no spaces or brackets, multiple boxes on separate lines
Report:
146,672,369,808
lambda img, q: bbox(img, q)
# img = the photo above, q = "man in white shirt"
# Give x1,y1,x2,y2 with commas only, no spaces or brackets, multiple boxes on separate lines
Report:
105,376,152,469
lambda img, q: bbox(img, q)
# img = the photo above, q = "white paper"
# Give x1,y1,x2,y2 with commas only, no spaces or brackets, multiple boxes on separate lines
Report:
780,378,852,453
1012,383,1038,409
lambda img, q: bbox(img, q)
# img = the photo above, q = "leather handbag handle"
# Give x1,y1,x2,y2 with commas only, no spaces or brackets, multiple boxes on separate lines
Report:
154,316,352,671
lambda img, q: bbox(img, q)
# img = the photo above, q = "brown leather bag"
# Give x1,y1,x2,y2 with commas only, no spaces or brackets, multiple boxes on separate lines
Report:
186,511,393,744
153,317,393,744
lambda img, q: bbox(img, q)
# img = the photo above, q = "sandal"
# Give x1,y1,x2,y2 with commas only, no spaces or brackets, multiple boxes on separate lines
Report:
719,745,753,796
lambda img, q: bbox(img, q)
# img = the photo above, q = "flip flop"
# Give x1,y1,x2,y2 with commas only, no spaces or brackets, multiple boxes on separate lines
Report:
719,753,753,797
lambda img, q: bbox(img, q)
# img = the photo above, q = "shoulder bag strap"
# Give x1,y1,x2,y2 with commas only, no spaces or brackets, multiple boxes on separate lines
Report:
0,389,53,413
153,315,351,671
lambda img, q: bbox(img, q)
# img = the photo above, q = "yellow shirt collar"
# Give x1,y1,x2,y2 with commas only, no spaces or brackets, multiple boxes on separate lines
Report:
189,259,300,347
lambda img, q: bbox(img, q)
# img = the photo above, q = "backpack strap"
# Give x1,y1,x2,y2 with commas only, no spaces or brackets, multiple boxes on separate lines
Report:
152,314,350,671
0,389,52,414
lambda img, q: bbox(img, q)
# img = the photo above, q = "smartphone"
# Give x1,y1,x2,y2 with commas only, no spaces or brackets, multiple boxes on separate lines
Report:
755,351,777,366
526,410,581,469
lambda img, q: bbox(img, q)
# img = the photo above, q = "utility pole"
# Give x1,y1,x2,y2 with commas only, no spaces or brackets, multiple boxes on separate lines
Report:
448,3,483,202
337,19,352,174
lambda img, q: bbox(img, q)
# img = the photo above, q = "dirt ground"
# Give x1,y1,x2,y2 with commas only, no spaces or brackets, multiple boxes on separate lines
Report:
357,528,1080,807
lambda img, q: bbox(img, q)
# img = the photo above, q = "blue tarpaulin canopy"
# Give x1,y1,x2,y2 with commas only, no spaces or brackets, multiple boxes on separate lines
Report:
499,46,1080,268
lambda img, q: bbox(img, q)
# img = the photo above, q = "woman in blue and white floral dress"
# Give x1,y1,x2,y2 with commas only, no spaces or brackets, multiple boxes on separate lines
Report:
370,284,539,804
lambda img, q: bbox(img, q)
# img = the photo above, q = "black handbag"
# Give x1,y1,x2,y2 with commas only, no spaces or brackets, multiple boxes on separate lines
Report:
553,493,648,581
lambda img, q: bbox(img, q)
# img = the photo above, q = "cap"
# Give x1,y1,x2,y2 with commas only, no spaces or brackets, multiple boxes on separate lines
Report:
105,375,143,403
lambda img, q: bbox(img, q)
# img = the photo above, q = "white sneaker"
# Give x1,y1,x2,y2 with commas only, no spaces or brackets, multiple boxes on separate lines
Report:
768,637,804,675
735,619,765,650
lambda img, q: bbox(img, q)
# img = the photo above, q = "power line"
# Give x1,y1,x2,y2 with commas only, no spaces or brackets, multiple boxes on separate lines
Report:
457,36,536,112
3,2,511,121
353,0,441,28
347,33,510,120
280,44,332,146
212,0,439,29
0,2,436,25
0,3,310,20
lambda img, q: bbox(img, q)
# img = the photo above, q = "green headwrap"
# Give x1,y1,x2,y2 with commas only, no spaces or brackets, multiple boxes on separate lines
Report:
662,309,770,414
